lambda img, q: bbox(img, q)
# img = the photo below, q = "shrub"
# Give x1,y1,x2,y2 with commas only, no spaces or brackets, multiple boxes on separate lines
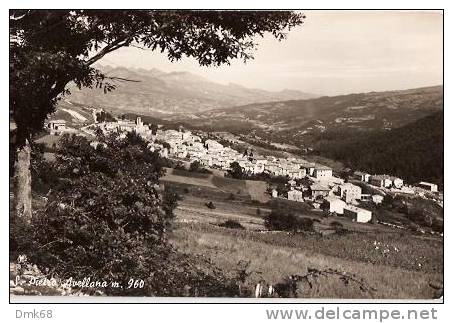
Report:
264,210,314,233
189,161,200,172
218,219,245,230
227,161,244,179
188,160,211,174
205,201,216,209
330,221,344,228
15,133,240,296
174,162,186,171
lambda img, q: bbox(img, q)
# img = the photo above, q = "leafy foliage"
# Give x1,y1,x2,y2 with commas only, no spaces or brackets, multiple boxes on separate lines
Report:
12,133,241,296
95,110,115,123
10,10,304,147
264,210,314,232
218,219,245,230
227,161,244,179
189,160,211,174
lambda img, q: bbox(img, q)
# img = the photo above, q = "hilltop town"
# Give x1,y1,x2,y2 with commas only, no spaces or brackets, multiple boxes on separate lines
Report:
44,114,443,231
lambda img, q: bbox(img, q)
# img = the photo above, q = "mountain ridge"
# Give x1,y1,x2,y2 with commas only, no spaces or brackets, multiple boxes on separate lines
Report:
63,64,318,115
182,85,443,134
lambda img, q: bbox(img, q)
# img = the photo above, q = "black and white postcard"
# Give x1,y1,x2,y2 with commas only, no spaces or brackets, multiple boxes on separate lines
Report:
8,7,445,316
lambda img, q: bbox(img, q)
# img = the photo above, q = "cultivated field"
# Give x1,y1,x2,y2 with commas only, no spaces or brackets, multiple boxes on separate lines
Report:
164,169,443,299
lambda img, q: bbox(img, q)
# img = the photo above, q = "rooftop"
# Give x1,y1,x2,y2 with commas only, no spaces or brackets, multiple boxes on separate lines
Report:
311,184,330,191
48,119,67,124
315,165,332,170
344,205,371,213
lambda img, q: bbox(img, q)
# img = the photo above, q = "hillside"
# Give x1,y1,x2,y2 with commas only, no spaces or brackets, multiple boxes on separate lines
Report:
177,85,443,185
62,65,317,116
184,85,443,136
312,111,444,186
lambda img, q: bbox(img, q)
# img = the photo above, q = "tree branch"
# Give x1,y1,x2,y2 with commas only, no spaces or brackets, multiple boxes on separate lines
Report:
105,76,141,83
85,36,134,66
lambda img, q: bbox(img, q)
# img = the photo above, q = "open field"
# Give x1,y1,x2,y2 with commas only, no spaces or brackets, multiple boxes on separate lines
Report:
170,223,442,299
162,168,216,188
165,170,443,299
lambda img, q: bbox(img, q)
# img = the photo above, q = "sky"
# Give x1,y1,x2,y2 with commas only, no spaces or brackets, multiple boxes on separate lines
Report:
99,10,443,96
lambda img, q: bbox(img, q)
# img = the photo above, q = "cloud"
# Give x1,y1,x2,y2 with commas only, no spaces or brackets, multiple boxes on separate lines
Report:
101,10,442,95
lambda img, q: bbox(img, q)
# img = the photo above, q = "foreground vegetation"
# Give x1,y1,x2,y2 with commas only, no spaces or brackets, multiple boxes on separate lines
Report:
11,133,241,296
161,171,443,299
171,222,442,299
11,131,443,298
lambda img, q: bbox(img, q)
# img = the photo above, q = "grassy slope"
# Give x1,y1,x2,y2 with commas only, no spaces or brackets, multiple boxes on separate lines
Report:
164,171,443,299
171,223,442,299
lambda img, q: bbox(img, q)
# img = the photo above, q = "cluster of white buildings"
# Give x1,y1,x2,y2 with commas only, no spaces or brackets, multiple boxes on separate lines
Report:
353,171,439,193
282,177,375,223
84,117,440,224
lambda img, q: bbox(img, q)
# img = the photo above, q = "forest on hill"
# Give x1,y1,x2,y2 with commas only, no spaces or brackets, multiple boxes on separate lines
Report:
312,111,443,186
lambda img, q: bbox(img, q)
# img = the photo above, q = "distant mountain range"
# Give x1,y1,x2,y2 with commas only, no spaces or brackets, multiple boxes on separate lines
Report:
180,85,443,139
177,85,443,185
63,65,318,116
54,82,443,185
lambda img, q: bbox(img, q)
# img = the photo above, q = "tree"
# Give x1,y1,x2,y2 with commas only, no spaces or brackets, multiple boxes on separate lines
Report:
264,210,314,233
10,10,305,220
95,110,115,123
227,161,244,179
12,133,242,296
189,160,201,172
150,123,158,135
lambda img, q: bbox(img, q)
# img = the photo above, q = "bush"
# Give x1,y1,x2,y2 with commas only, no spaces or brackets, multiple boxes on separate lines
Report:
14,133,241,296
330,221,343,228
189,160,211,174
227,161,244,179
264,210,314,232
96,110,115,123
205,201,216,209
218,219,245,230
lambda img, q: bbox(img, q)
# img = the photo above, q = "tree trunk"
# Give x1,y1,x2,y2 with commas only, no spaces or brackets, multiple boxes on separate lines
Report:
14,139,32,222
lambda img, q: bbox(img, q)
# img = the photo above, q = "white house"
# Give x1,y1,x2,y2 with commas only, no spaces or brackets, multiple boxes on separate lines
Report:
418,182,438,192
313,165,333,180
372,195,384,205
253,162,266,174
302,162,316,176
353,171,371,183
46,119,67,131
288,169,305,179
339,183,362,203
271,189,278,198
370,175,392,188
287,189,303,202
324,196,346,214
344,205,372,223
310,183,331,199
390,176,404,189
